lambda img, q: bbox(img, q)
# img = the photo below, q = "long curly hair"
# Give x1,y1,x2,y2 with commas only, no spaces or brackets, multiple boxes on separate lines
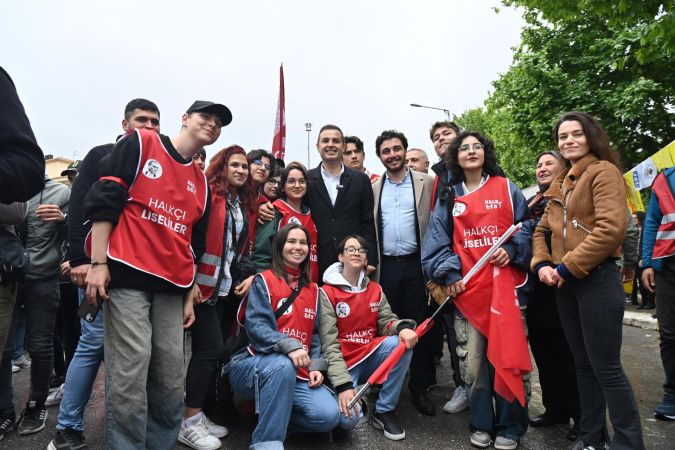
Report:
445,131,502,182
553,111,622,171
205,145,256,214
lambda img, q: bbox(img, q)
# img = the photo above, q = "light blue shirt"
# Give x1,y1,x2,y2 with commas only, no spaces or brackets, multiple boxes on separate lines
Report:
320,163,344,206
381,169,417,256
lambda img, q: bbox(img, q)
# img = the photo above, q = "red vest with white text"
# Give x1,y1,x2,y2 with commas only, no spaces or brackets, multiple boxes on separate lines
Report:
652,170,675,259
195,190,226,300
321,282,390,370
452,176,526,333
273,199,319,283
93,129,207,287
245,270,319,380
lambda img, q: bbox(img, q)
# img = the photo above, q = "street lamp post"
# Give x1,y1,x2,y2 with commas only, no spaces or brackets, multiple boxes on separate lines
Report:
305,123,312,167
410,103,451,120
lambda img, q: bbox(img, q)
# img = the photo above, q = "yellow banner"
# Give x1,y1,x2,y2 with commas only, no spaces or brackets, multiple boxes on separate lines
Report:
624,141,675,212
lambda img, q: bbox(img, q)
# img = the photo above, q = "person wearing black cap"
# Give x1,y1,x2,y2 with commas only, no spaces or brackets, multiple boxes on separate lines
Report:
60,160,81,185
83,100,230,449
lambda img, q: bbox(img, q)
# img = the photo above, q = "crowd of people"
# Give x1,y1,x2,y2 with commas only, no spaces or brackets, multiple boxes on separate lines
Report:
1,63,674,450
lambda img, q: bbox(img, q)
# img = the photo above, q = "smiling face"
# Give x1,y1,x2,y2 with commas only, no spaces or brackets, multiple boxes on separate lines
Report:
283,228,309,269
250,156,271,185
263,176,280,199
557,120,590,165
284,168,307,203
182,111,222,146
378,138,406,173
432,126,457,157
226,154,249,188
317,129,344,163
338,237,367,272
536,153,563,188
457,135,485,172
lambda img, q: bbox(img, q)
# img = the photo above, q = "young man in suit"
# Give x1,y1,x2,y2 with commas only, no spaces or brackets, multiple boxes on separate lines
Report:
372,130,436,416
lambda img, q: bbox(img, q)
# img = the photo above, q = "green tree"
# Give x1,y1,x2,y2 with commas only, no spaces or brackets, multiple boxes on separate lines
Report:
462,1,674,186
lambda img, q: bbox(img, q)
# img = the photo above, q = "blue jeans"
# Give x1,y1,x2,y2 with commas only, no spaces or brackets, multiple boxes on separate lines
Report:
103,288,184,450
56,288,104,432
463,318,528,440
348,335,412,413
229,352,341,449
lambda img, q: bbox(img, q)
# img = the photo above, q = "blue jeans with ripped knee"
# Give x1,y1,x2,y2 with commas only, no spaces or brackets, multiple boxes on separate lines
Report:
229,352,341,450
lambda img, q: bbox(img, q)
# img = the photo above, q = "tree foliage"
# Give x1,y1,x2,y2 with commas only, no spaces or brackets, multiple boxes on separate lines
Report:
459,1,675,187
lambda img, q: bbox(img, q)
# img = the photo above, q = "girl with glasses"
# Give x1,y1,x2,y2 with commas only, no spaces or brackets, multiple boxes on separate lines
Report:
422,131,532,449
251,164,319,283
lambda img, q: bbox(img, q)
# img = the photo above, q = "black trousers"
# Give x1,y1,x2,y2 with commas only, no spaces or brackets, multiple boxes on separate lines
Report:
556,261,644,450
185,302,225,409
379,257,435,392
656,256,675,395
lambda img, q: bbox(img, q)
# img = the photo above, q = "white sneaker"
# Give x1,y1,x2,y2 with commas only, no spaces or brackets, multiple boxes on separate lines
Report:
202,414,228,439
443,386,469,414
178,421,222,450
45,384,65,407
11,365,19,373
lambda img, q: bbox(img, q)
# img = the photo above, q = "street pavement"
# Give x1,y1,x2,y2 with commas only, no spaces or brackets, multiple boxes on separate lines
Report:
3,307,674,449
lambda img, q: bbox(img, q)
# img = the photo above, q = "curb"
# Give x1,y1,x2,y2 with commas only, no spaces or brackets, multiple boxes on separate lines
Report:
623,310,658,330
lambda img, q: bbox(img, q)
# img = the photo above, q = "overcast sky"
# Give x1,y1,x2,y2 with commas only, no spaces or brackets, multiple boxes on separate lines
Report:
2,0,524,173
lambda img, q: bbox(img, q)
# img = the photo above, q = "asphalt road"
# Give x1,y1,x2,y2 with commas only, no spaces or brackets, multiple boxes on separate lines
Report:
3,323,674,449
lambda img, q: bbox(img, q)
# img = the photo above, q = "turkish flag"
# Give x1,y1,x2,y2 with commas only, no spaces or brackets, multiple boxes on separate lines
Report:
272,64,286,160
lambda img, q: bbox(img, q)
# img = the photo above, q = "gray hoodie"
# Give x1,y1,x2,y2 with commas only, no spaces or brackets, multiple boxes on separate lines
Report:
318,262,416,392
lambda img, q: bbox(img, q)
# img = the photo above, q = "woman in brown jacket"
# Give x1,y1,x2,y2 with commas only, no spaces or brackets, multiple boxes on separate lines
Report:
531,112,644,450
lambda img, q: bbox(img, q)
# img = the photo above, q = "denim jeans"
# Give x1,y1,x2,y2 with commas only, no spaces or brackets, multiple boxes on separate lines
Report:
348,335,412,414
56,288,104,432
103,288,184,450
556,260,644,450
459,315,529,440
17,276,60,404
229,352,342,449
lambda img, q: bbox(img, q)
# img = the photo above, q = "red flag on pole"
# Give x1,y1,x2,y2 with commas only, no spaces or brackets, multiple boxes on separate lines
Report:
272,64,286,160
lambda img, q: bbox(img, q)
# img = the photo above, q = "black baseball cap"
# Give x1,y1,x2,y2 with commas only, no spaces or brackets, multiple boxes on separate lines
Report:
186,101,232,127
61,160,81,176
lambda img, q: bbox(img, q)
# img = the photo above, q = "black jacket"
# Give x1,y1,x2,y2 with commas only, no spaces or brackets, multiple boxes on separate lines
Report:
307,164,378,280
0,66,44,203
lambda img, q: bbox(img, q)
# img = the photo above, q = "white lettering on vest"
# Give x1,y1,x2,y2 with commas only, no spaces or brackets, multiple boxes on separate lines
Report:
141,209,188,235
344,329,375,344
147,197,187,221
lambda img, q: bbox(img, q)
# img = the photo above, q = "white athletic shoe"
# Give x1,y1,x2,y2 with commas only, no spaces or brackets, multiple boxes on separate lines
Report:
202,414,228,439
443,385,469,414
45,384,65,407
178,420,222,450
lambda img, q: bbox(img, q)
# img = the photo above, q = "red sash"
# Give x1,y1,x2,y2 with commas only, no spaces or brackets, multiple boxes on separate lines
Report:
244,270,319,380
652,171,675,259
321,283,390,369
452,176,531,406
273,199,319,283
87,129,207,287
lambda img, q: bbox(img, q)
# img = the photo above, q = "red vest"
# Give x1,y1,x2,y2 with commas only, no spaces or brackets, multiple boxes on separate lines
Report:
652,171,675,259
452,176,530,406
245,270,319,380
273,199,319,283
195,190,227,300
89,129,207,287
321,282,390,370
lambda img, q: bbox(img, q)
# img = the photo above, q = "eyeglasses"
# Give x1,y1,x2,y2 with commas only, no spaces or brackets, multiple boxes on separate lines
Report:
286,178,307,186
459,143,484,152
266,179,280,186
252,159,272,171
343,246,368,255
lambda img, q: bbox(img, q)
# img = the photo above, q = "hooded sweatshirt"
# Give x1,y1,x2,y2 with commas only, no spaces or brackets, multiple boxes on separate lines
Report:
318,262,415,393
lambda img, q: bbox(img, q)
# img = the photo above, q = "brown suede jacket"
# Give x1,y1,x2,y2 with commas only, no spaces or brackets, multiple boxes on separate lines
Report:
530,154,627,279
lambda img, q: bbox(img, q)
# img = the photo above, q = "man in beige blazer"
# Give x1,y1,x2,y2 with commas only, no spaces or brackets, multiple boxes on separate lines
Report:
371,130,436,416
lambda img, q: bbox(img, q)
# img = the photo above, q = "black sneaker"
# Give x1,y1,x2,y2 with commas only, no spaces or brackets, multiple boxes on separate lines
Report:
48,429,88,450
372,411,405,440
17,401,48,435
0,415,16,441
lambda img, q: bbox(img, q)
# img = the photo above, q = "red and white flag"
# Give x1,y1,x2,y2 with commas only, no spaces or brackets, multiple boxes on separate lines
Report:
272,64,286,160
